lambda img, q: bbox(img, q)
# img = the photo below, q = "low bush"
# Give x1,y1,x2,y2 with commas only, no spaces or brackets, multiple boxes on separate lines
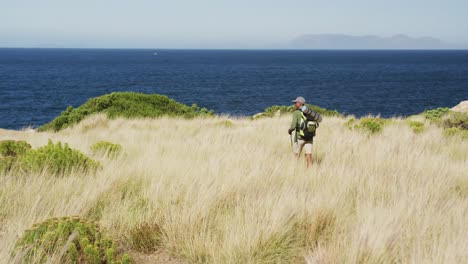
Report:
444,127,468,139
0,140,31,158
358,118,386,134
345,118,356,129
346,117,387,134
422,107,451,122
17,140,101,176
408,121,425,133
0,140,32,174
442,112,468,130
215,120,234,128
0,157,16,174
421,107,467,139
38,92,214,132
91,141,123,159
13,216,131,263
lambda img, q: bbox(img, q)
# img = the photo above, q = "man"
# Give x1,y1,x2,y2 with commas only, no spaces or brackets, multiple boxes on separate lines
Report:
288,96,321,167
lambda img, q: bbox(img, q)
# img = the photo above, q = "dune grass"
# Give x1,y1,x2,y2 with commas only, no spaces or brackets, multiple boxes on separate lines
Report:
0,114,467,263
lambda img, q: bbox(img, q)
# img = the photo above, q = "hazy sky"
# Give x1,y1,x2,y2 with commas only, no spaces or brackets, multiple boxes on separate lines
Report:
1,0,467,48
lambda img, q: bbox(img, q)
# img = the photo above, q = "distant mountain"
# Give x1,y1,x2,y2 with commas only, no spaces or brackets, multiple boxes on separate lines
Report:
290,34,451,49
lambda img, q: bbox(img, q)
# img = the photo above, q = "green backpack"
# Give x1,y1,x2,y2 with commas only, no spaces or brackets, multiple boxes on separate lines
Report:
299,112,319,140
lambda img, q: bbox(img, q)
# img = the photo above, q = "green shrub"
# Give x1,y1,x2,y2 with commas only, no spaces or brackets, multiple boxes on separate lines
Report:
38,92,214,132
422,107,451,122
121,254,132,264
13,216,131,263
17,140,101,176
91,141,123,159
421,108,467,138
215,120,234,127
444,127,468,139
258,104,342,118
0,140,31,158
442,112,468,140
0,157,16,174
357,118,386,134
345,118,356,129
0,140,32,174
347,117,386,134
408,121,425,133
442,112,468,130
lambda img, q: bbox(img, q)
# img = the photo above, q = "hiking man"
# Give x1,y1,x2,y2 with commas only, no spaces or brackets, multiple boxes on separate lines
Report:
288,96,322,167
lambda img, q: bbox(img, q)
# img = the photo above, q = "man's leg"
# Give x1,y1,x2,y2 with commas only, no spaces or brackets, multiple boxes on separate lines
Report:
304,142,313,168
305,153,312,167
293,139,304,159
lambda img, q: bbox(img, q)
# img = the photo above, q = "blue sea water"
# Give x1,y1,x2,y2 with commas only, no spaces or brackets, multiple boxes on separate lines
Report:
1,48,467,130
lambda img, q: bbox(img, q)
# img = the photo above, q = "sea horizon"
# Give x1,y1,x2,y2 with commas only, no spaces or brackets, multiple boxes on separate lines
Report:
1,48,467,130
2,47,468,50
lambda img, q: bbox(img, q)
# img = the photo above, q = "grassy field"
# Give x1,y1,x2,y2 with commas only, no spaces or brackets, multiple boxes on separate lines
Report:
0,113,467,263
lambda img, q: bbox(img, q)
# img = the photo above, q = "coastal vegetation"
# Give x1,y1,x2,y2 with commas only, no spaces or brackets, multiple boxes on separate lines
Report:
13,216,130,263
0,139,100,177
0,93,467,263
422,107,468,139
91,141,123,159
407,120,425,133
345,117,388,134
38,92,214,132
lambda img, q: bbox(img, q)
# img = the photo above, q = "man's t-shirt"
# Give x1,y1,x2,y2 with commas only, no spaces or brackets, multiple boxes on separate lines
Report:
290,110,302,131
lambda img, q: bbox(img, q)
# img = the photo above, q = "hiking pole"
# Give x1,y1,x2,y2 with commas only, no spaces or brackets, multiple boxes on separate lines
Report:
290,133,293,148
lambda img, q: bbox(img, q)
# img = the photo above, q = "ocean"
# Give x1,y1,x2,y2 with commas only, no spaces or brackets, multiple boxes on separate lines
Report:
1,48,467,130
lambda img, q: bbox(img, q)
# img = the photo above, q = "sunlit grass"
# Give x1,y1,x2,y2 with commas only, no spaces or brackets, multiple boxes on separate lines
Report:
0,114,467,263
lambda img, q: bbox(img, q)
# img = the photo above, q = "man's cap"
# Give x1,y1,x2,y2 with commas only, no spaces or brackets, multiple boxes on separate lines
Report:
292,96,306,104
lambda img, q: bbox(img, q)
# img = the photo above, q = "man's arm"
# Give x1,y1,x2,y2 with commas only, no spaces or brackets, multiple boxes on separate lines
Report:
290,111,299,130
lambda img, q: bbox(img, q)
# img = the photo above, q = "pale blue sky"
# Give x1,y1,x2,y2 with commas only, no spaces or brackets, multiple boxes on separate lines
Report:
1,0,467,48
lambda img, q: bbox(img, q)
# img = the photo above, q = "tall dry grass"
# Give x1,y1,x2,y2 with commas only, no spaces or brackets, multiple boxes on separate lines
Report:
0,114,467,263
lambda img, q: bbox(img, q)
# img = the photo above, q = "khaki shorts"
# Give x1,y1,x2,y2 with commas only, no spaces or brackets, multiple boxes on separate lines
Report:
293,138,313,155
